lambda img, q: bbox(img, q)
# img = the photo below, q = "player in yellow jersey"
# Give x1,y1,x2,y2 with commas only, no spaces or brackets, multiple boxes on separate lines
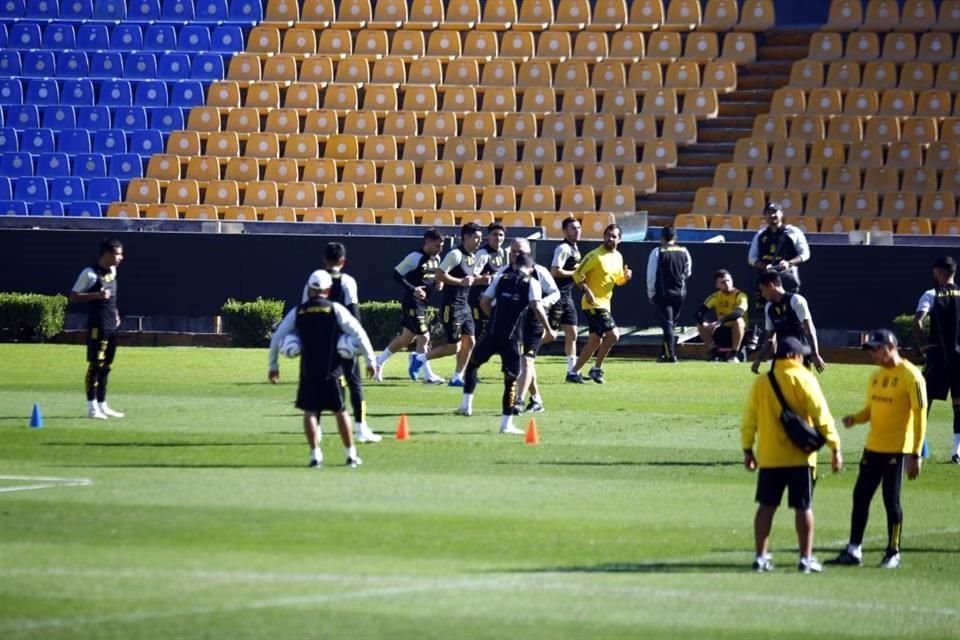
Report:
696,269,749,362
829,329,927,570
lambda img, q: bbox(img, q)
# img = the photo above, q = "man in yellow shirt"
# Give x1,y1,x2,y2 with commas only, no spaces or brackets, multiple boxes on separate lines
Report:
696,269,749,362
742,337,843,573
830,329,927,570
567,223,632,384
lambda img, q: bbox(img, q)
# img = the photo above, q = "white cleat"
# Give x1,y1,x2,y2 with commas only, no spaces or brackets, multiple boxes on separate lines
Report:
99,404,124,418
373,364,384,382
454,406,472,417
499,424,525,435
346,455,363,468
423,373,446,385
355,422,382,443
88,407,108,420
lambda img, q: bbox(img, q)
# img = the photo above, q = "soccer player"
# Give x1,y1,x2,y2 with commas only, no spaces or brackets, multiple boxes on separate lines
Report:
750,271,826,375
455,252,557,435
696,269,749,362
374,228,444,381
912,256,960,463
830,330,926,569
269,270,376,468
471,223,509,339
550,217,582,376
567,224,632,384
742,337,842,574
411,223,483,386
70,238,125,420
646,225,692,363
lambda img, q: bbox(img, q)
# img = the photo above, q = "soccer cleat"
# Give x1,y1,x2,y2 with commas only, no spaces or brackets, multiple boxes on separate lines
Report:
407,353,424,380
951,454,960,464
798,557,823,574
565,372,585,384
99,404,124,418
657,354,679,363
448,377,465,388
827,550,862,566
726,353,741,363
752,556,774,572
879,550,901,569
88,407,108,420
454,406,472,417
588,367,605,384
525,398,545,413
423,373,446,385
308,458,323,468
355,423,382,444
346,455,363,468
499,424,525,435
373,365,384,382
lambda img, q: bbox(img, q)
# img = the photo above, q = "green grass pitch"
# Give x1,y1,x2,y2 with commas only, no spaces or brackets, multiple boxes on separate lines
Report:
1,344,958,639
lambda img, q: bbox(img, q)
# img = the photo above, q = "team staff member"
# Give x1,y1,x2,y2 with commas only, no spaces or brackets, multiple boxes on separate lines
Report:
471,223,509,338
567,224,632,384
830,330,927,570
912,256,960,464
374,228,444,380
550,217,582,377
751,271,826,375
70,238,126,420
742,337,843,574
646,225,692,363
696,269,749,362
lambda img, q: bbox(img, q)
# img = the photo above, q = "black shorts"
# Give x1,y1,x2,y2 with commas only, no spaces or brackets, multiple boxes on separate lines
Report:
522,313,543,357
296,377,345,414
923,350,960,401
755,466,815,510
472,305,489,337
400,301,429,335
470,332,522,379
584,308,616,337
86,328,117,365
549,294,578,330
441,303,475,342
713,325,733,348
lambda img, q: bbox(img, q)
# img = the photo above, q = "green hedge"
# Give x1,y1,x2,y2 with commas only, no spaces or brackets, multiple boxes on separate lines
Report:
893,313,927,348
355,301,441,349
0,292,67,342
221,297,285,347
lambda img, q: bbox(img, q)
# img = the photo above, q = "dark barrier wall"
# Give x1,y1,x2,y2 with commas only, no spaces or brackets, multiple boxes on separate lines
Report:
771,0,831,25
1,229,950,332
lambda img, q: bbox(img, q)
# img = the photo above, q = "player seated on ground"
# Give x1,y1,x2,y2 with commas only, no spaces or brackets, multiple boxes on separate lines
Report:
696,269,748,362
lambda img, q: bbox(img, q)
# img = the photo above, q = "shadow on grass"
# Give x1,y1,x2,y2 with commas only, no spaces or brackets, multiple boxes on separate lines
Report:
507,561,747,574
44,441,289,448
69,463,316,469
495,460,740,468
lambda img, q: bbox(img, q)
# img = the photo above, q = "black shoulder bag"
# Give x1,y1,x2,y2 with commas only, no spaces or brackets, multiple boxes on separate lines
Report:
767,370,826,454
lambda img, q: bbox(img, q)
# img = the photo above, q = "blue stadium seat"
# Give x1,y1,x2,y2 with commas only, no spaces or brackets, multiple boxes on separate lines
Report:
113,105,147,129
76,105,110,130
169,80,204,107
43,23,76,49
36,151,71,176
15,176,49,202
158,53,191,80
67,200,103,216
77,23,109,50
72,152,107,177
61,79,95,106
86,177,121,202
143,23,176,51
191,53,225,81
125,52,158,79
22,51,55,78
129,128,164,155
31,200,66,216
134,80,169,106
0,80,23,106
7,105,40,129
0,51,19,77
128,0,161,22
178,24,210,51
0,177,11,200
228,0,262,23
0,128,19,151
1,152,34,177
110,24,143,51
196,0,227,22
21,127,56,154
26,80,60,106
93,128,128,154
0,24,7,48
10,23,42,49
90,51,123,79
57,128,92,153
26,0,59,19
211,25,243,52
62,0,95,20
43,105,76,130
93,0,125,20
0,201,30,215
57,51,90,79
162,0,195,21
99,79,133,107
150,106,184,130
50,176,85,201
109,153,143,181
3,0,27,19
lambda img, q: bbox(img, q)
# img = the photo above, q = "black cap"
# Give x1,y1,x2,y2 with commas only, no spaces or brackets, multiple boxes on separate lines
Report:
764,201,784,215
776,336,811,358
862,329,898,350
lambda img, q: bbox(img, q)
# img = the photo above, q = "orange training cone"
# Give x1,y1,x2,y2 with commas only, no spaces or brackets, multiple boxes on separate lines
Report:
395,414,410,441
525,418,539,445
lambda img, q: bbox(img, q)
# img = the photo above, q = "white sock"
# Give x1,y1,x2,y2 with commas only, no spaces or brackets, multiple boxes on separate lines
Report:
566,355,575,372
953,434,960,455
452,371,463,381
500,414,513,430
347,445,357,459
88,400,100,412
462,393,474,411
311,447,322,462
423,361,436,377
532,394,542,404
415,352,427,363
355,421,366,433
846,543,862,558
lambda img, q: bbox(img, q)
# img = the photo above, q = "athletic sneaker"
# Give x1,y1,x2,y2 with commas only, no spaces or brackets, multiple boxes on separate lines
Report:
726,353,741,363
448,377,465,388
827,550,862,566
308,458,322,468
454,406,472,417
657,354,679,363
525,398,545,413
565,372,585,384
879,550,901,569
355,423,382,444
373,365,384,382
346,455,363,468
407,353,423,380
950,454,960,464
798,557,823,574
423,373,445,385
499,424,525,435
87,406,108,420
100,404,124,418
588,367,605,384
752,556,774,572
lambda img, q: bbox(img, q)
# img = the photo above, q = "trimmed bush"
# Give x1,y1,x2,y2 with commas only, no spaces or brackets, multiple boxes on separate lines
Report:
0,292,67,342
893,313,926,348
353,301,441,350
221,297,285,347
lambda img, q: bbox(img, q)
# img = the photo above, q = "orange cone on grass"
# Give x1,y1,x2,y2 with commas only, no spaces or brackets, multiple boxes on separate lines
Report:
525,418,539,445
395,414,410,440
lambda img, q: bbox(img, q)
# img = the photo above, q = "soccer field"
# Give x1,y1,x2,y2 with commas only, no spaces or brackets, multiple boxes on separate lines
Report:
1,344,958,639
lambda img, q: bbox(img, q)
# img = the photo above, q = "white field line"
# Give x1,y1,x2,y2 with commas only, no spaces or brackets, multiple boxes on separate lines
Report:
0,475,93,494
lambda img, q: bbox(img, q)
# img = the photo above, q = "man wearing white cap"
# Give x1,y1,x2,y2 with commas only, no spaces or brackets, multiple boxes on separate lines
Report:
268,270,377,468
